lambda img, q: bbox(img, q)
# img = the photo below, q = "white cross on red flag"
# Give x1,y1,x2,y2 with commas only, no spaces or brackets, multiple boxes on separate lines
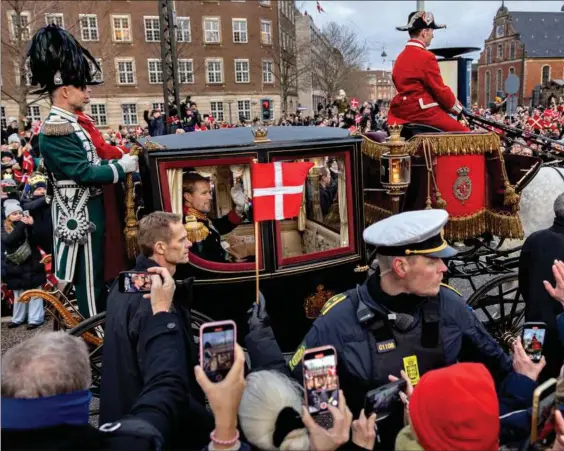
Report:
251,162,314,221
350,98,359,109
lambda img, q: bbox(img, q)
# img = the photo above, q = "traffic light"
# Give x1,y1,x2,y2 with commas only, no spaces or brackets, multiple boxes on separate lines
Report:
261,98,272,121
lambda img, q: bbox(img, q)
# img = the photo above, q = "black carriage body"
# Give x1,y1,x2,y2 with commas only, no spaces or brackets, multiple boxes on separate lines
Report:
139,127,366,350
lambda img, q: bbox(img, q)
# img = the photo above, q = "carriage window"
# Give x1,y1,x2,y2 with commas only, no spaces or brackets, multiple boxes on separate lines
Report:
276,154,353,265
166,163,256,266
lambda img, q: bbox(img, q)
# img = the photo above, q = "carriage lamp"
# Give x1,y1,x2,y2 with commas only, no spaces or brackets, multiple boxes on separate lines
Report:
380,125,411,214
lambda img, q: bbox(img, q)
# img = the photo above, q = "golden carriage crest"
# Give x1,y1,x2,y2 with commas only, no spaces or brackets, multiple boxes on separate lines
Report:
452,167,472,205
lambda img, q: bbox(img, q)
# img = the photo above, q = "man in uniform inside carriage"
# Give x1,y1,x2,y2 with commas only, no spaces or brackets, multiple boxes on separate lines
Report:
182,171,249,262
388,11,469,132
27,25,138,319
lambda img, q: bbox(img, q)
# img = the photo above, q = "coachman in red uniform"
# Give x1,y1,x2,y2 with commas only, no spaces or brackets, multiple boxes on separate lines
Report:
388,11,469,132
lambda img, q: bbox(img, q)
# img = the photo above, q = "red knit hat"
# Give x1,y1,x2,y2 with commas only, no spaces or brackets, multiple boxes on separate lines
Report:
409,363,499,451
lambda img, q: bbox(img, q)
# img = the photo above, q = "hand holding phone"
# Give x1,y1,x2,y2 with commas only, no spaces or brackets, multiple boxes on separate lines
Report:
118,271,153,293
521,322,547,363
199,321,236,383
512,337,546,381
302,346,340,416
364,379,407,421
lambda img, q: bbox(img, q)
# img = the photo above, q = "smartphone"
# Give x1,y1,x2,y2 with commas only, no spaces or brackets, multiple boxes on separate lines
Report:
23,210,30,217
302,346,339,416
364,379,407,421
521,322,547,363
118,271,153,293
531,378,557,444
199,320,236,383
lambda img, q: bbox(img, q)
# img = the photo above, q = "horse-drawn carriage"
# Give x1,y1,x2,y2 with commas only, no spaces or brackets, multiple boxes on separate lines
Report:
17,120,562,414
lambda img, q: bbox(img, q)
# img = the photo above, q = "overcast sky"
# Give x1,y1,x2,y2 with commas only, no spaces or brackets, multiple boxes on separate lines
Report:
299,1,562,69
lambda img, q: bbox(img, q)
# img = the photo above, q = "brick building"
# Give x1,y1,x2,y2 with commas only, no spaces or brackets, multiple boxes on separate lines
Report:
1,0,297,130
476,4,564,108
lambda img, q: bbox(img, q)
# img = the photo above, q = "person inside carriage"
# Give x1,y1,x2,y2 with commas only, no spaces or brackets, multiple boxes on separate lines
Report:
388,11,469,133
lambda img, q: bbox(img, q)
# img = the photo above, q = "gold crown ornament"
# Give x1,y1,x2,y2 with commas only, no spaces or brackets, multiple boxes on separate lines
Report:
251,125,271,144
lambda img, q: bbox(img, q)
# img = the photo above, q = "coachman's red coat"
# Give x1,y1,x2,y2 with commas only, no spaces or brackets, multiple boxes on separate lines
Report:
388,39,469,132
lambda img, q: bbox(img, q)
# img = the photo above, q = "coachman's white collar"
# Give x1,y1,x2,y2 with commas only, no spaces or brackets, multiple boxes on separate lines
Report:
406,39,427,50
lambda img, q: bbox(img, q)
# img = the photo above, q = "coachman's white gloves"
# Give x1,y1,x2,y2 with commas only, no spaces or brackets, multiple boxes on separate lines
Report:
118,154,139,174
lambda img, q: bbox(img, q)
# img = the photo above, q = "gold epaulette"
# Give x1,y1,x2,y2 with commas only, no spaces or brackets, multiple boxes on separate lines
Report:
184,215,209,243
41,115,74,136
320,293,347,315
440,282,462,297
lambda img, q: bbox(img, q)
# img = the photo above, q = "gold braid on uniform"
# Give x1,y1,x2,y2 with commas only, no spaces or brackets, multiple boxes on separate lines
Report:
42,116,74,136
184,211,209,243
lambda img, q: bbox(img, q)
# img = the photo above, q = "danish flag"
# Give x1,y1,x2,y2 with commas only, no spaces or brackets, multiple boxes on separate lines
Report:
251,162,314,221
316,1,324,13
350,98,359,109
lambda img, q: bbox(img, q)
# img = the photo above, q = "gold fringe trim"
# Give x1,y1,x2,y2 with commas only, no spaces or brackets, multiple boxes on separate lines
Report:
185,216,210,243
361,132,502,160
443,209,487,241
485,210,524,240
364,202,393,227
41,121,74,136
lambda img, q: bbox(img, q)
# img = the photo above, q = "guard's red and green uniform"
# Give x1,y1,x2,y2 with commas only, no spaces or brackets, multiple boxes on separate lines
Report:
39,106,127,318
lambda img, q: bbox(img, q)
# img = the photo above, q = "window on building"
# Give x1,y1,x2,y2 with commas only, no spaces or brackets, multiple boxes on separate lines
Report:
112,15,131,42
232,19,248,43
178,59,194,84
0,107,6,129
121,104,138,125
263,60,274,83
237,100,251,120
206,59,223,84
26,105,41,123
259,0,271,6
116,59,136,85
497,44,503,59
210,101,224,122
18,59,33,86
260,20,272,44
152,102,165,112
90,104,108,126
144,16,160,42
176,17,191,42
509,67,515,75
486,46,492,65
80,14,99,41
510,41,516,60
234,59,250,83
542,65,551,85
90,58,103,82
496,69,503,91
204,17,221,43
45,13,64,27
485,71,491,105
10,11,31,40
147,59,163,84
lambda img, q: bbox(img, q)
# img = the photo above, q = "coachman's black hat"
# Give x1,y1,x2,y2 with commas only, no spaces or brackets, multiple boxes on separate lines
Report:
396,11,446,32
26,25,102,94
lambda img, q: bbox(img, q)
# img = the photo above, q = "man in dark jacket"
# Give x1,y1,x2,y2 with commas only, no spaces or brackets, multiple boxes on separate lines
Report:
288,210,512,449
519,192,564,381
2,266,189,450
100,211,214,449
20,172,52,255
143,108,166,137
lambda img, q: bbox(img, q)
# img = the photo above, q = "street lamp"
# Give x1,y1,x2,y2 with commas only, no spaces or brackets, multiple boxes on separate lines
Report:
380,125,411,214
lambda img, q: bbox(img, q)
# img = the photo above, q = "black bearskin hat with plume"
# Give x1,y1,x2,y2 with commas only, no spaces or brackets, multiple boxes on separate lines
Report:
27,25,101,94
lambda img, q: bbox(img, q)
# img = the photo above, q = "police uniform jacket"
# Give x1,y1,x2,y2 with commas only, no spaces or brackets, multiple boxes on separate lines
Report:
388,39,468,132
289,272,512,445
100,255,214,449
3,312,189,450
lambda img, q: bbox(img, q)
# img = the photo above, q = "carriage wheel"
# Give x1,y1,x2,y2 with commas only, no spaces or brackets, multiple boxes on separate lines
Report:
466,272,525,352
18,289,82,333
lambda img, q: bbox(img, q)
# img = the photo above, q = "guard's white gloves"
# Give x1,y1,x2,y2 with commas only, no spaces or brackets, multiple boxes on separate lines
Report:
118,154,138,174
231,185,247,214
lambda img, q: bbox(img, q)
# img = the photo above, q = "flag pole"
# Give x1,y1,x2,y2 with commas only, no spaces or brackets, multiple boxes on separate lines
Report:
252,158,260,304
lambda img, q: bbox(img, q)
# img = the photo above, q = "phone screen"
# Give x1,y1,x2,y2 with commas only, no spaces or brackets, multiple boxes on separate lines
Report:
303,347,339,415
522,325,546,363
200,321,236,383
119,271,152,293
532,379,557,445
365,380,407,421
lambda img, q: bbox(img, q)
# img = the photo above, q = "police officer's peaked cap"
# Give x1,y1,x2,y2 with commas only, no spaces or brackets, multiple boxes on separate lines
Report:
364,210,458,259
397,11,446,32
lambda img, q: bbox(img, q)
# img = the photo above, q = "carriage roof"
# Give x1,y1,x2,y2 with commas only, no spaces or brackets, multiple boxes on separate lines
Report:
138,126,357,155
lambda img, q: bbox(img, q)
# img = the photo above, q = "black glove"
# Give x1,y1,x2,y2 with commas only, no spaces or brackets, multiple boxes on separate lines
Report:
247,292,270,331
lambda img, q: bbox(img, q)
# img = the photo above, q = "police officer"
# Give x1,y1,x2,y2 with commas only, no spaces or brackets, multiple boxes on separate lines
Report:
289,209,512,448
182,171,248,262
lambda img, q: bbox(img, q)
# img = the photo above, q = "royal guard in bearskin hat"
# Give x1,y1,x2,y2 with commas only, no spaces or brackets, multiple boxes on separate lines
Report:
28,25,139,319
388,11,469,132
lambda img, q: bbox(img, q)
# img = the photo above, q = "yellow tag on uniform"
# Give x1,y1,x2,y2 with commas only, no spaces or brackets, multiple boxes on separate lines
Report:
403,355,420,386
289,344,306,370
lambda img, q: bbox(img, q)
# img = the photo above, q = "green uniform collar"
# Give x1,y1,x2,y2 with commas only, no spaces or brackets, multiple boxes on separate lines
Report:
50,106,77,123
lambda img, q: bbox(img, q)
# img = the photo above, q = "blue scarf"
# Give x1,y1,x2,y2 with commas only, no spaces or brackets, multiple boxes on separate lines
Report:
2,390,92,430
